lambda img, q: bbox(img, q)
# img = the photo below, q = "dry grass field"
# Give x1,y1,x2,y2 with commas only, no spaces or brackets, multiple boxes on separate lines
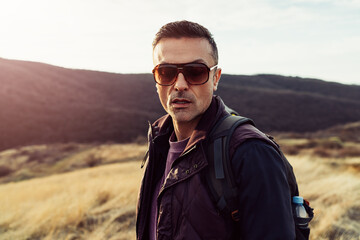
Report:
0,162,143,240
289,155,360,239
0,139,359,240
0,143,147,240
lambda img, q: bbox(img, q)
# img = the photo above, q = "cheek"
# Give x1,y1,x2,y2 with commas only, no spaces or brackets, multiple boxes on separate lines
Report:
157,86,169,108
197,84,214,107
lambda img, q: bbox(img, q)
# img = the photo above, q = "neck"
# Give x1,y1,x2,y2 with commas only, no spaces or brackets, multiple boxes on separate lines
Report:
172,118,200,141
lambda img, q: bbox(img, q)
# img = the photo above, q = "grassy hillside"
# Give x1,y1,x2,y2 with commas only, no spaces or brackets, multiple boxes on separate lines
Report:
0,58,161,151
218,74,360,132
0,142,147,184
1,57,360,151
0,143,147,239
290,154,360,239
0,161,143,240
0,139,359,239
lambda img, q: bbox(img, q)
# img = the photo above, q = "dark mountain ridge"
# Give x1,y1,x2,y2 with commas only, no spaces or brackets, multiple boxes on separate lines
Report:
220,74,360,102
1,57,359,151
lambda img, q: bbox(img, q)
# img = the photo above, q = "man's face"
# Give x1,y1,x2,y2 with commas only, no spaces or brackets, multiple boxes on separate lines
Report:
153,38,221,126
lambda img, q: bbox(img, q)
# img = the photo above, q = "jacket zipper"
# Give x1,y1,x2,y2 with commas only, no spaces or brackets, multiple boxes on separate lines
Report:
167,144,198,173
158,144,199,195
179,144,197,158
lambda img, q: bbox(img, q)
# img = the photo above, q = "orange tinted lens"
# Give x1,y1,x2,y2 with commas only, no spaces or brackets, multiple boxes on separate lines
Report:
183,64,209,84
155,65,178,85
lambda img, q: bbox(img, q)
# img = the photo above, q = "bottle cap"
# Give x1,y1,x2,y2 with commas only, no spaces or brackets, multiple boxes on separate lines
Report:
293,196,304,204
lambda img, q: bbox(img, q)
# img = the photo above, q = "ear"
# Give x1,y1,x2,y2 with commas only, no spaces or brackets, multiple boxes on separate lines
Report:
213,68,221,91
156,83,160,94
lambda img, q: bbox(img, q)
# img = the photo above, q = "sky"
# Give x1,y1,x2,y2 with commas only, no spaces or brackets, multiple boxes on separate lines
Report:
0,0,359,85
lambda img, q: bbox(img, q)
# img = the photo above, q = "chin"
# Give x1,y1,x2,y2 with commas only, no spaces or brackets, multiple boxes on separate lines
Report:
170,112,189,121
172,112,202,124
172,115,192,123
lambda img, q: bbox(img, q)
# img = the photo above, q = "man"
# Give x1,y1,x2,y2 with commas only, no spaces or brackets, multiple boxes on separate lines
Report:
136,20,296,240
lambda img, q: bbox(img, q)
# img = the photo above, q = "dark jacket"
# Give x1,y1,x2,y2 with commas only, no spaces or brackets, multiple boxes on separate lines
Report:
136,96,296,240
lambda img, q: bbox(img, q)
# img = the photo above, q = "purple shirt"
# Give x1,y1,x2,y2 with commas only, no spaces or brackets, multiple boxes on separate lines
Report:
149,132,189,240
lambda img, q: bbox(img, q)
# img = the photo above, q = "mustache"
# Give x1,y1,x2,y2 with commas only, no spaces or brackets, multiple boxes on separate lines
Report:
169,92,195,103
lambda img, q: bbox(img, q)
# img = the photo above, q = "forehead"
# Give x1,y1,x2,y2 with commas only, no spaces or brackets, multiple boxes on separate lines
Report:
153,38,214,66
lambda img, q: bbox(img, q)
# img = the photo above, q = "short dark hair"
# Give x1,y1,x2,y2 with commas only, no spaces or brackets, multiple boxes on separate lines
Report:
153,20,219,64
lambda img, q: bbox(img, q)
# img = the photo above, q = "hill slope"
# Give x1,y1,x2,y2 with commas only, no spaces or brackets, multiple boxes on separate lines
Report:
0,142,359,239
1,57,360,150
219,74,360,132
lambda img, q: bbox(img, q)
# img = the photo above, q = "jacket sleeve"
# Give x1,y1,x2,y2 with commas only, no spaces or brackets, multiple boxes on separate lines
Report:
231,139,295,240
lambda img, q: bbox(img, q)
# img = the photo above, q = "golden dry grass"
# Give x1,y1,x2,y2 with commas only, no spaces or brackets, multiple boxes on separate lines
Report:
0,143,148,184
289,154,360,240
0,160,143,240
0,142,359,239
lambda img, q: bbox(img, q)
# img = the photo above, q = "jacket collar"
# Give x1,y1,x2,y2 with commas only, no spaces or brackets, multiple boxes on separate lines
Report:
151,95,229,153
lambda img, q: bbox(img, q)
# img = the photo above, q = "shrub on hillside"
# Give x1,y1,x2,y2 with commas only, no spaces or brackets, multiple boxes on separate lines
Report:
280,145,300,155
313,147,333,158
312,145,360,158
0,165,13,177
297,137,344,150
299,139,319,149
339,147,360,157
59,143,79,152
85,154,102,167
319,137,344,149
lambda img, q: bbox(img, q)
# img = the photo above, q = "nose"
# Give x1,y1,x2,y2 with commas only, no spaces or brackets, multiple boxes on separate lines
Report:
174,73,189,91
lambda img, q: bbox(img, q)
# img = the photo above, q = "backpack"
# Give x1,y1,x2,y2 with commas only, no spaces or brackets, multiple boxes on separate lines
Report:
206,113,314,240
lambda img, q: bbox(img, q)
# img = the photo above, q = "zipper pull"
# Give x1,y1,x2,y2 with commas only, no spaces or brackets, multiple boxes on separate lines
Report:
179,145,197,158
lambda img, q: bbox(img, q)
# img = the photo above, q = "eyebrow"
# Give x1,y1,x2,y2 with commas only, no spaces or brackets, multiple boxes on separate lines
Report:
159,59,207,65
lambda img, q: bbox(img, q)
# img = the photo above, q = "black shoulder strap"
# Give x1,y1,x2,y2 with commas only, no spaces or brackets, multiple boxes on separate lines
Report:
207,115,254,221
207,112,313,239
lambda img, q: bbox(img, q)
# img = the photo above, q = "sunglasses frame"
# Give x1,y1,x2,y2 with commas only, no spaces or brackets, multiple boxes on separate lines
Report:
152,62,218,86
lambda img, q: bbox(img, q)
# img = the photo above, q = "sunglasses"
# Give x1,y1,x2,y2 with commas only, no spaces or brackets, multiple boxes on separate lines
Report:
152,62,218,86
